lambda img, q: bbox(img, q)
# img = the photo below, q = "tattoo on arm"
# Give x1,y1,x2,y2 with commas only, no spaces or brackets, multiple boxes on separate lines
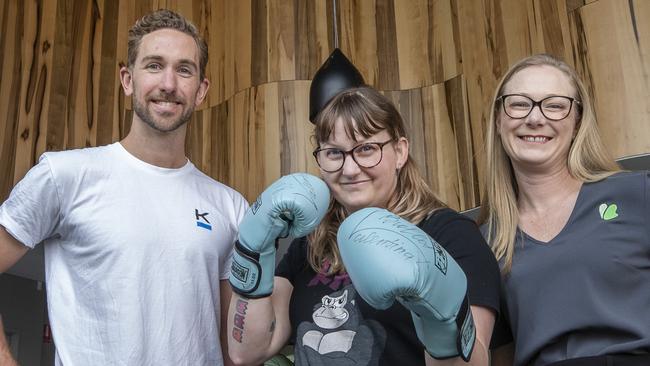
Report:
269,319,276,333
232,298,248,343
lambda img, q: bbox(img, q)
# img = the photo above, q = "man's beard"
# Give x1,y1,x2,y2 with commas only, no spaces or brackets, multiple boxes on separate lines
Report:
132,93,194,133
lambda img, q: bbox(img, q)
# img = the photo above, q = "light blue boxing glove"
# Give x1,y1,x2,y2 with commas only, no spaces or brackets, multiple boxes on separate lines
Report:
337,207,475,361
230,173,330,298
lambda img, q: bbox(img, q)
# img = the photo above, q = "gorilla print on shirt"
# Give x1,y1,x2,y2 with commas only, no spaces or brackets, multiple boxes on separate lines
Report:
295,285,386,366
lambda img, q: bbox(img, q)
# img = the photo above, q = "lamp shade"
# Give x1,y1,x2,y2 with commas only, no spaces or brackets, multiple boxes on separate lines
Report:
309,48,365,123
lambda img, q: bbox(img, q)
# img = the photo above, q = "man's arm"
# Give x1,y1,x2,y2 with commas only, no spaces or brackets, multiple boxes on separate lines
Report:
0,314,18,366
0,226,28,274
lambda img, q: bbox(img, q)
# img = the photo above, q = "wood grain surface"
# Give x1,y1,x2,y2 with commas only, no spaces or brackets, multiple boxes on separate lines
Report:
1,0,648,209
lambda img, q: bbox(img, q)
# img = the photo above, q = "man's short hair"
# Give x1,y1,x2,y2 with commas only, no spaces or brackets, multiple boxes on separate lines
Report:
127,9,208,80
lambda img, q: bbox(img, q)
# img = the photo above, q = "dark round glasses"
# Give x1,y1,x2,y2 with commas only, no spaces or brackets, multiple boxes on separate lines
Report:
312,140,394,173
499,94,581,121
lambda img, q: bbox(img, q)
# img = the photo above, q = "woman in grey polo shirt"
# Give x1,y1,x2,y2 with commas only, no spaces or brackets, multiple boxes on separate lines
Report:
479,54,650,366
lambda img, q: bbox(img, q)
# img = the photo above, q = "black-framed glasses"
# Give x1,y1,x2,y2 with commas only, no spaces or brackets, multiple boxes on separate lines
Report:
498,94,581,121
312,140,395,173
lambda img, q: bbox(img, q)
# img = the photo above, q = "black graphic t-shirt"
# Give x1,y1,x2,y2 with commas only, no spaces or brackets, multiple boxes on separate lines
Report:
275,208,500,366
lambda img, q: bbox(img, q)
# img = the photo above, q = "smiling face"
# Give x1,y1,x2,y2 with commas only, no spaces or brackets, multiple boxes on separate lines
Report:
497,65,579,173
318,118,408,213
120,28,209,133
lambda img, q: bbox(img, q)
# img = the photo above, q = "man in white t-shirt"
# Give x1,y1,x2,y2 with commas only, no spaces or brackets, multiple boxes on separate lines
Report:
0,9,247,366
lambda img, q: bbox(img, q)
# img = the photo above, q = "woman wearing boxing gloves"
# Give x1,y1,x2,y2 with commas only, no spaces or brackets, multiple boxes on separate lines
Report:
481,54,650,366
227,50,500,366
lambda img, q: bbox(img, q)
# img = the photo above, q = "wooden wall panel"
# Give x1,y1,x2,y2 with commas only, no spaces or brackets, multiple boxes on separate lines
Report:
0,0,21,203
294,0,329,80
569,0,650,158
185,81,317,201
261,82,282,187
210,101,230,185
455,0,499,188
338,0,381,86
267,1,296,81
95,0,120,146
383,77,477,211
11,0,56,190
393,0,460,87
1,0,649,209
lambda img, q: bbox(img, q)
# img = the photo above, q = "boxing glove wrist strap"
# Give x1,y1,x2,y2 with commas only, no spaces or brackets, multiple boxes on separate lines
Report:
455,294,475,361
419,293,475,362
229,240,273,298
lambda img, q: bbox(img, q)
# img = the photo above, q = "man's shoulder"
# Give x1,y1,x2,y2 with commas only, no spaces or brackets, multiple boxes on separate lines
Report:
39,143,117,166
185,166,249,218
188,168,246,200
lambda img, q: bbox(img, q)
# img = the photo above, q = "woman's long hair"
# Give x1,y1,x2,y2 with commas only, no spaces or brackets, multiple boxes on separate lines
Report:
478,54,619,274
309,86,445,275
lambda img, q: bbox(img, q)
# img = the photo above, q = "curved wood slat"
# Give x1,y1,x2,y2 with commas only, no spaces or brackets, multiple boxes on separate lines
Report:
0,0,648,212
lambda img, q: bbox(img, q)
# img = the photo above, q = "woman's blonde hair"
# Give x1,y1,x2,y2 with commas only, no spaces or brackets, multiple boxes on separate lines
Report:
478,54,619,274
309,86,445,275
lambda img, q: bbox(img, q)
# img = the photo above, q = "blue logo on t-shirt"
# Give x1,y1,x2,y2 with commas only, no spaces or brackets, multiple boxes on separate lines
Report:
195,209,212,230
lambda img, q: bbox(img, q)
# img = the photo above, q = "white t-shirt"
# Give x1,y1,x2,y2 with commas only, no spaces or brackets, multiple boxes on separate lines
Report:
0,143,249,366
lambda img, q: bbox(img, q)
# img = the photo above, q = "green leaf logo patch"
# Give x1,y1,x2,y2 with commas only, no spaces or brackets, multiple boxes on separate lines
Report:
598,203,618,221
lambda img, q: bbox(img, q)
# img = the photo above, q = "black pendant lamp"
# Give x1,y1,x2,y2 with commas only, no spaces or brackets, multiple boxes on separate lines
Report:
308,0,365,123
